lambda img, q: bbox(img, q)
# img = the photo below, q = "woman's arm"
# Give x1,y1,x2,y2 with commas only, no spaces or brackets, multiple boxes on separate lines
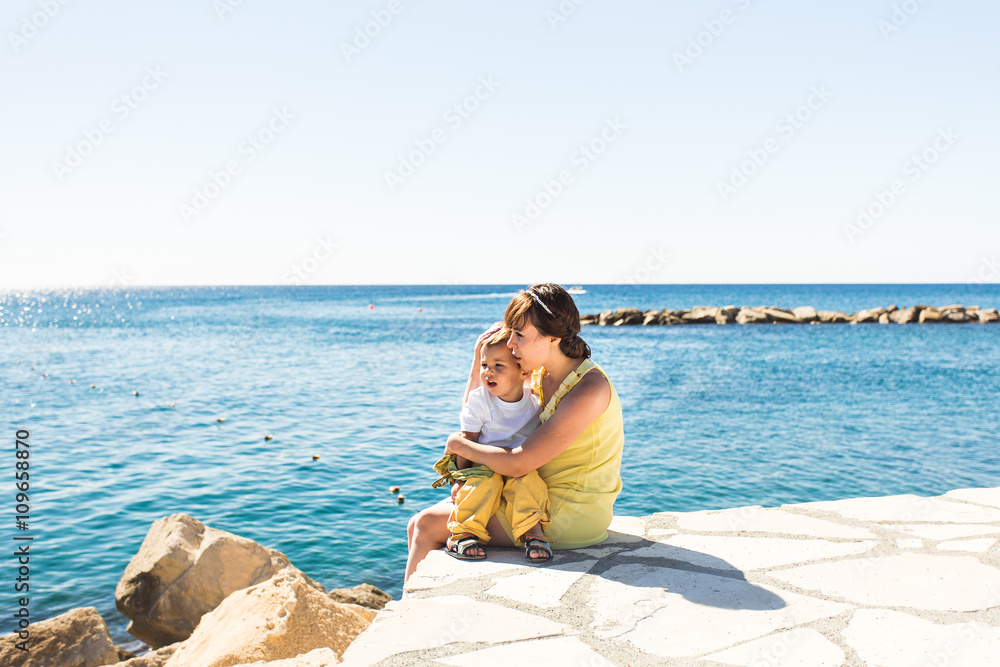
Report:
462,323,504,406
446,371,611,477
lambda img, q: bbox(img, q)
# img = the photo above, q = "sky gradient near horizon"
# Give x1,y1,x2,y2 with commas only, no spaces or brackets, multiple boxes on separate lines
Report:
2,0,998,287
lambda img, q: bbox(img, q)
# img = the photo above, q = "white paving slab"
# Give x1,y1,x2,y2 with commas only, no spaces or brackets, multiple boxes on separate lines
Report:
937,537,997,553
801,494,1000,523
701,627,846,667
945,487,1000,509
404,548,527,592
588,563,850,658
628,534,877,571
433,636,611,666
340,595,571,665
892,523,1000,540
843,608,1000,667
771,552,1000,611
666,505,876,539
485,559,597,608
603,515,645,543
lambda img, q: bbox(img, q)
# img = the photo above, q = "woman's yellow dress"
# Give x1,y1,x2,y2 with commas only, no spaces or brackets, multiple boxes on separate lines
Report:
495,358,625,548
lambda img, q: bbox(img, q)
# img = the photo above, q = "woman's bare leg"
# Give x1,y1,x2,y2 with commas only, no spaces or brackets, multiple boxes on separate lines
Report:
405,499,455,581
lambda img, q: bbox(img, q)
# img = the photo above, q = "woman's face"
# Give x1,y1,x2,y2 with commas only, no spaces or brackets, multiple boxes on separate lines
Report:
506,320,556,371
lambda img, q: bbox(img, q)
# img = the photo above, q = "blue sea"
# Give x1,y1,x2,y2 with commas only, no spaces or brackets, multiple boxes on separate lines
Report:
3,284,999,642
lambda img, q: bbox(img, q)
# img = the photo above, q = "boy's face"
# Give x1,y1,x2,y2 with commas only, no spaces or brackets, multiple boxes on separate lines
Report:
481,343,527,402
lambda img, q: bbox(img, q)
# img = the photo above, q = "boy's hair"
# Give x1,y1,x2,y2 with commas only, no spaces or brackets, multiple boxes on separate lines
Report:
482,325,511,351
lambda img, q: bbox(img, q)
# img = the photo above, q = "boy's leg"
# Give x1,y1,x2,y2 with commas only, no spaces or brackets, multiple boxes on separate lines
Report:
500,470,551,542
448,474,504,544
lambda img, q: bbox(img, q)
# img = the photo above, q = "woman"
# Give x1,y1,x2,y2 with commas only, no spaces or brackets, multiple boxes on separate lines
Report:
405,283,625,580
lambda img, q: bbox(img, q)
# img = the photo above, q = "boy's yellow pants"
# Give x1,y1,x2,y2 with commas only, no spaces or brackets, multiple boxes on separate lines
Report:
448,469,550,544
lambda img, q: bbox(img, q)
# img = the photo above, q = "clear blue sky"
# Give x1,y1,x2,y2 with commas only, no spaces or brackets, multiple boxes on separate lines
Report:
2,0,998,287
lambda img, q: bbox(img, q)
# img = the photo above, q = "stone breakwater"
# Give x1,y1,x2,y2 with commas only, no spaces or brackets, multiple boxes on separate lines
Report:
1,514,390,667
581,304,1000,326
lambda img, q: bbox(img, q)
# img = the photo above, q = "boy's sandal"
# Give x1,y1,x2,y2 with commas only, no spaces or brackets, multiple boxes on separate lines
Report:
446,533,487,561
523,536,553,563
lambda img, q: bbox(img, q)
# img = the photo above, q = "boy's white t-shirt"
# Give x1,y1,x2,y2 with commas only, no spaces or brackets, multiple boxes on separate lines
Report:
460,385,542,449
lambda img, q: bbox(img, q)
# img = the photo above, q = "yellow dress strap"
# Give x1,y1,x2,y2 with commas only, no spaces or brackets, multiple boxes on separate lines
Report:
539,358,598,423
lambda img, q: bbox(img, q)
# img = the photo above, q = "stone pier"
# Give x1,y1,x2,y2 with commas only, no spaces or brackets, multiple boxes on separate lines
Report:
342,486,1000,666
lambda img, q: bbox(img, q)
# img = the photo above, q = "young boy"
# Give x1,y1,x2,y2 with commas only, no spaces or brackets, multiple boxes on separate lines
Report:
437,328,552,562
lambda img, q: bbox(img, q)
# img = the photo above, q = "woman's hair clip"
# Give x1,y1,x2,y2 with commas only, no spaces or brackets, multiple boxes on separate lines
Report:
521,287,556,318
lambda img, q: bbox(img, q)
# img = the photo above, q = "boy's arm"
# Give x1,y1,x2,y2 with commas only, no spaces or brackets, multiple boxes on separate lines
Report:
454,432,479,469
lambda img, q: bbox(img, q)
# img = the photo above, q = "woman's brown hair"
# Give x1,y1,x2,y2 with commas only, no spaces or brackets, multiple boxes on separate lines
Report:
504,283,591,359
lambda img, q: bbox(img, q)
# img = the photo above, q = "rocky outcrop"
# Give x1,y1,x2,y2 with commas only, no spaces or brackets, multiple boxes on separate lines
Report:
582,305,997,326
328,583,392,611
0,606,119,667
115,514,298,648
114,643,182,667
163,569,372,667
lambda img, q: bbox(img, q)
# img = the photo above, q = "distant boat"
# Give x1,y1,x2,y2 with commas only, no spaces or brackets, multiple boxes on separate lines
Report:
567,286,587,295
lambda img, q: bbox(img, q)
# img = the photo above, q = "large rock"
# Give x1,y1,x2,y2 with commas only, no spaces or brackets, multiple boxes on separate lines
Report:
889,307,919,324
682,307,719,324
116,514,297,648
0,606,119,667
761,307,803,324
919,307,942,323
817,310,850,323
610,308,643,326
164,569,372,667
791,306,818,323
735,307,768,324
978,308,999,323
716,306,738,324
328,584,392,611
851,308,884,323
642,309,659,325
113,643,182,667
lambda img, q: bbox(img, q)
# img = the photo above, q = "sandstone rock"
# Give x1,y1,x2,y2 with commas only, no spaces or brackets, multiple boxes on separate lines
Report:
791,306,818,322
610,308,643,326
761,307,803,324
579,314,597,326
889,307,918,324
851,308,884,323
597,310,614,326
328,583,392,611
0,606,119,667
164,569,372,667
657,310,683,325
716,306,738,324
817,310,850,323
681,306,719,324
116,514,298,648
232,648,339,666
642,310,659,325
978,308,999,323
735,307,768,324
878,312,890,324
114,643,182,667
919,308,942,323
945,310,969,322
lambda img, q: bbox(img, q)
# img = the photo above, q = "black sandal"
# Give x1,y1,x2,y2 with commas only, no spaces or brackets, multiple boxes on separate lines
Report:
524,536,553,563
446,533,487,561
